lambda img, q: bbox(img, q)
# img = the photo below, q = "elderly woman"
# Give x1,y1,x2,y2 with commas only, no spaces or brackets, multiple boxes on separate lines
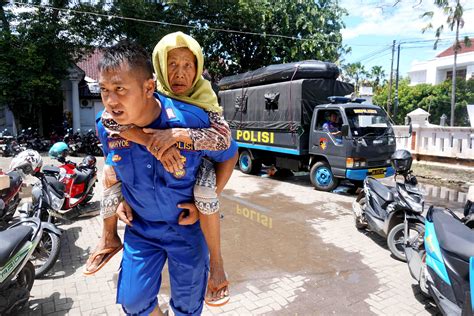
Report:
85,32,234,308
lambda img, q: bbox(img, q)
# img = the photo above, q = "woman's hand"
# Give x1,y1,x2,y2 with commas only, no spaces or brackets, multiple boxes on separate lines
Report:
160,146,184,173
116,200,133,226
143,128,180,159
178,202,199,225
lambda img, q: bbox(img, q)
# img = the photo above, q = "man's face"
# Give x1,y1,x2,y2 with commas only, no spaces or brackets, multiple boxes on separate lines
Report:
330,113,338,123
167,47,197,95
99,62,154,126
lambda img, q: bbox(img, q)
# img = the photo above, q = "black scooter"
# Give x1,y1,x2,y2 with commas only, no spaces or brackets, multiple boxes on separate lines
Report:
352,149,425,261
0,217,42,314
404,187,474,316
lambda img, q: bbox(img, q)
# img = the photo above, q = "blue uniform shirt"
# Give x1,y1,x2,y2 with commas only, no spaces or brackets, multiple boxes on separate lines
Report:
96,92,237,223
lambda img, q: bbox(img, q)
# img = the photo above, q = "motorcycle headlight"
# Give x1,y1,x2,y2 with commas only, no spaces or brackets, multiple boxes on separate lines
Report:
49,192,65,211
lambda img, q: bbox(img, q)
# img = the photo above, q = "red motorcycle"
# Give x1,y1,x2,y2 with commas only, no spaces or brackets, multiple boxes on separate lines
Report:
0,169,25,227
42,155,98,219
0,150,43,228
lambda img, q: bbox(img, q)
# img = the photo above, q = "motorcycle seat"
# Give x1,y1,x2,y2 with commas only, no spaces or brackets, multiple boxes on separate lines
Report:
74,168,94,185
367,178,394,202
42,165,60,176
433,208,474,262
0,225,33,267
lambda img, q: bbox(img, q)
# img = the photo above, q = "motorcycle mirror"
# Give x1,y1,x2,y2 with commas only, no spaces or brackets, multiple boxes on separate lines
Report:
341,124,349,137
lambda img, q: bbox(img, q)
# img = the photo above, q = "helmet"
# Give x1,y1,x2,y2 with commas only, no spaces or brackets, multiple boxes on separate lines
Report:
9,150,43,175
81,155,97,168
49,142,69,159
390,149,412,174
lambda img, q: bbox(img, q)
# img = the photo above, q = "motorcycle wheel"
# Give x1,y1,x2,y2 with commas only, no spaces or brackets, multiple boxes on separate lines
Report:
355,197,368,229
17,261,35,292
387,222,424,262
32,231,61,278
0,261,35,314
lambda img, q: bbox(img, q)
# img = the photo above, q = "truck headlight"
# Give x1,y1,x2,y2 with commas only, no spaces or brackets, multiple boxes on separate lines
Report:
347,158,366,168
388,137,395,145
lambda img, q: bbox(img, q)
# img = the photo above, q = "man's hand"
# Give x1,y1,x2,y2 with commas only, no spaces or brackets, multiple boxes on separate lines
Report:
143,128,177,160
160,146,184,173
116,200,133,226
178,202,199,225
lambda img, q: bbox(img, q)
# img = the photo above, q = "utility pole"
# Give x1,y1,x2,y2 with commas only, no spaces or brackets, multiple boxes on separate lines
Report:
387,40,396,118
394,42,401,122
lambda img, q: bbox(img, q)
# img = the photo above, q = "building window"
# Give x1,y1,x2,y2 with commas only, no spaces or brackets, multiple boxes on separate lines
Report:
446,68,467,81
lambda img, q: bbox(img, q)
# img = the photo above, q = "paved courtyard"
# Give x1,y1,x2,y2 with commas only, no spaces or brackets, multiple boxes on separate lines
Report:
4,156,452,315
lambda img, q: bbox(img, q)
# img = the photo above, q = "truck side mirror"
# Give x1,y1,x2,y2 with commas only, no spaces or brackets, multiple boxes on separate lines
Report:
408,123,413,135
341,124,349,137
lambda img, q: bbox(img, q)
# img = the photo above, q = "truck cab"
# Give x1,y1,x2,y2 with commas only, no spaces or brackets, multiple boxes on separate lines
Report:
308,97,395,191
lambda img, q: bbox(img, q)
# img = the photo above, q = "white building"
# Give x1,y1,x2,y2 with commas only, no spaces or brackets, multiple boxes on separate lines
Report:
408,38,474,85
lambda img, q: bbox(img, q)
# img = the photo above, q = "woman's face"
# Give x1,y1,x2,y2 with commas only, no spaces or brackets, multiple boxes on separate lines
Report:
167,47,197,95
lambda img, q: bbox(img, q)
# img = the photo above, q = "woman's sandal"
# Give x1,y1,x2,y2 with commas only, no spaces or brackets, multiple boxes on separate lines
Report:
205,279,230,307
83,245,123,276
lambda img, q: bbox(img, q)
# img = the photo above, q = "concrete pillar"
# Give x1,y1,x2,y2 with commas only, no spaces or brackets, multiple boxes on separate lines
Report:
71,79,80,131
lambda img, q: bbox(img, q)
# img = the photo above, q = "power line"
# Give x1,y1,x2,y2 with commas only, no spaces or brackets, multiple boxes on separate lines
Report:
10,1,376,46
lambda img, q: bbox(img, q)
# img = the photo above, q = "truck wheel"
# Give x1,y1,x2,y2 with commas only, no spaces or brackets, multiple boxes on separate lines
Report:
239,150,261,175
310,161,339,191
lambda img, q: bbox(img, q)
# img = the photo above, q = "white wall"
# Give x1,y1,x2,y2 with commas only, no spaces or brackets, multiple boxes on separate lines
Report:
394,125,474,160
408,51,474,85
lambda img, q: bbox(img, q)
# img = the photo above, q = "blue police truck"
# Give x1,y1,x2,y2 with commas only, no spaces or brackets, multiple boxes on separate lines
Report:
218,60,396,191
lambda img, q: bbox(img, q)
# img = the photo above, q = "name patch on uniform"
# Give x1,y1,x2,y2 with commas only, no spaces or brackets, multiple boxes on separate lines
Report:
108,138,131,150
176,141,194,150
166,107,176,119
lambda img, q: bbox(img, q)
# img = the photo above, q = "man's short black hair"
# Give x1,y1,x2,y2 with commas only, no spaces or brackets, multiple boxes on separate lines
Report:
98,41,153,80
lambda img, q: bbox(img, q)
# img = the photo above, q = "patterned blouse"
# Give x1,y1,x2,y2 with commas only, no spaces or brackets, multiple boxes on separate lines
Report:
101,110,231,151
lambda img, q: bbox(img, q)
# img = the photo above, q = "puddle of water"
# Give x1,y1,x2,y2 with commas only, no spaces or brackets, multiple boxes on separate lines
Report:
258,166,469,212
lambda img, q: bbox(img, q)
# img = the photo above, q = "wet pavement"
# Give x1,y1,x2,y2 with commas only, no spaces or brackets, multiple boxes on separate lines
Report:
1,156,463,315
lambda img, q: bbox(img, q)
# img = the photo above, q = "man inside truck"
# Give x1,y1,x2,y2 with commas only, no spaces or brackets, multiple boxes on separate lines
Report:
322,112,342,143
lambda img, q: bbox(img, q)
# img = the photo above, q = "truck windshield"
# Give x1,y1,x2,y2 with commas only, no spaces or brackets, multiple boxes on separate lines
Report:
345,108,390,137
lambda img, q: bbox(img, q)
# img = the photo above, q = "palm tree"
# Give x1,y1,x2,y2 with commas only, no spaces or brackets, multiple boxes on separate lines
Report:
422,0,469,126
342,62,367,96
370,65,386,89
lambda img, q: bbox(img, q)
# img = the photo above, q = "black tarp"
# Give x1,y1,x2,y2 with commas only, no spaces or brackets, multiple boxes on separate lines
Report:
218,60,340,90
221,79,354,132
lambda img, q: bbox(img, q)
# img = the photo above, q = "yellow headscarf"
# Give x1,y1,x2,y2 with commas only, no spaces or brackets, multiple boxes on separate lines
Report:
152,31,222,113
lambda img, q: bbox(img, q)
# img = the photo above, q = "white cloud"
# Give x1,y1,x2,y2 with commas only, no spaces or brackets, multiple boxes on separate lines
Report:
341,0,474,40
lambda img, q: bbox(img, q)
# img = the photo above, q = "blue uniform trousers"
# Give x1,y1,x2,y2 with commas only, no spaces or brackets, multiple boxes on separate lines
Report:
117,214,209,316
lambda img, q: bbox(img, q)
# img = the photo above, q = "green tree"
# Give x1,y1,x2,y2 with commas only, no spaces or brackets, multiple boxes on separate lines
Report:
342,62,367,96
0,1,113,132
369,65,386,90
373,78,473,126
164,0,348,78
422,0,470,126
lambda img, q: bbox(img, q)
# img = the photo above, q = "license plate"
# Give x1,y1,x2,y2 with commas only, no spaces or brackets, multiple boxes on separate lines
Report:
368,168,386,178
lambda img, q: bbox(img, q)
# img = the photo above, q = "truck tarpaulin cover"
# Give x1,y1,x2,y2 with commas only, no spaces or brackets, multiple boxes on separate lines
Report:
221,78,354,131
218,60,340,90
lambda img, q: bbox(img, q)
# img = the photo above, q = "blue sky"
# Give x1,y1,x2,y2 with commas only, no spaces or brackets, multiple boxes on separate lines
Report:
340,0,474,78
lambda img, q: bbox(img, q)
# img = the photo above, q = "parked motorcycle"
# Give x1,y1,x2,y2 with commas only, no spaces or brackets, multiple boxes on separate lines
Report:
42,142,98,219
352,149,425,261
0,217,41,314
0,171,25,228
8,150,62,278
82,129,102,156
404,187,474,316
